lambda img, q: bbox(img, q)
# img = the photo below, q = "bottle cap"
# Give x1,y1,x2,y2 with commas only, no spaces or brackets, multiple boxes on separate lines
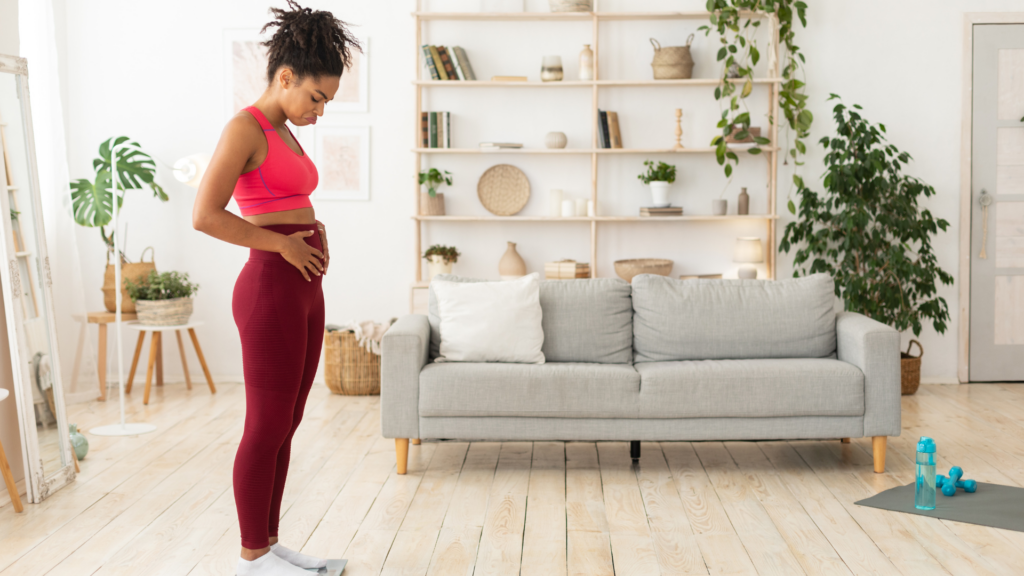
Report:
917,436,936,453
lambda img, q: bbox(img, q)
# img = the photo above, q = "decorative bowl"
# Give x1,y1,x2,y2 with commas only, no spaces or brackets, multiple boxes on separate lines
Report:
614,258,673,282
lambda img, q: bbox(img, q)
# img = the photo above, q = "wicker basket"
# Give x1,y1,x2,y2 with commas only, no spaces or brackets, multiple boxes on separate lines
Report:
324,329,381,395
651,35,695,80
901,339,922,395
135,297,194,326
102,246,156,313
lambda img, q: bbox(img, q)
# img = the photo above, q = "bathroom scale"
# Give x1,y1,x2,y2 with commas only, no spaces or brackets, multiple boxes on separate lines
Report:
306,559,346,575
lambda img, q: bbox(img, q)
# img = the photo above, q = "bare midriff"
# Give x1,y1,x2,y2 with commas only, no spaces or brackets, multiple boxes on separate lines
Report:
243,206,317,227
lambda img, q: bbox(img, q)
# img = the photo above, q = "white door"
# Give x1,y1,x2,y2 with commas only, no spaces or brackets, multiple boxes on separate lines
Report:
970,24,1024,382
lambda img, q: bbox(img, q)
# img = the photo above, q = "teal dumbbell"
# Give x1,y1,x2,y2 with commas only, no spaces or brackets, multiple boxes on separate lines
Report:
936,466,977,496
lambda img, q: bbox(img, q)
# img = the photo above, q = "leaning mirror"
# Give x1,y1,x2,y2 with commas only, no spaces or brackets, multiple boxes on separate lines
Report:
0,54,75,502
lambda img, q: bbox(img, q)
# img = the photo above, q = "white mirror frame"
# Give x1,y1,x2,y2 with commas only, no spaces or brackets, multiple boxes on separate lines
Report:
0,53,75,503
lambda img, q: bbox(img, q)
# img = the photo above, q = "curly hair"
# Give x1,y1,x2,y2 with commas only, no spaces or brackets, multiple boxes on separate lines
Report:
260,0,362,86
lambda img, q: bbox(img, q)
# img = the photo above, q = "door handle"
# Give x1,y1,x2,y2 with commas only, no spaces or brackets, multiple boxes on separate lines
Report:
979,189,993,260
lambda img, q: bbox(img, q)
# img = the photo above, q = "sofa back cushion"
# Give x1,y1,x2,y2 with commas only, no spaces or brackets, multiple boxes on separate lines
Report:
429,275,633,364
631,273,836,362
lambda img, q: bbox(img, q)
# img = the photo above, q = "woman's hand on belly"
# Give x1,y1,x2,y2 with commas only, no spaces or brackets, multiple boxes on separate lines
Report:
280,230,325,282
316,219,329,274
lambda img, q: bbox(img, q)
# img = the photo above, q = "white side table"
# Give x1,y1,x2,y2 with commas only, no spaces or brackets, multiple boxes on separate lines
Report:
0,389,24,512
123,320,216,405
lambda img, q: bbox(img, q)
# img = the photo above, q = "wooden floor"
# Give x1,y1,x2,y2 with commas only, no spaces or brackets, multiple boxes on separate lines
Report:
1,382,1023,575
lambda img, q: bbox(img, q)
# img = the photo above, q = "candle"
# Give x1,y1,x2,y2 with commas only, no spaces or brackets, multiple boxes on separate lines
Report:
561,199,575,217
549,189,563,217
587,200,595,217
575,198,587,217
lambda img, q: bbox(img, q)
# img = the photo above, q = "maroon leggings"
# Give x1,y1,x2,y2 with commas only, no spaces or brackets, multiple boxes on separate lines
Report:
231,223,325,550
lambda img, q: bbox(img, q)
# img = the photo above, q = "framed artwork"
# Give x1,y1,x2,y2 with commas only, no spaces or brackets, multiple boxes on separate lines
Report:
223,28,270,120
313,124,370,201
333,37,369,113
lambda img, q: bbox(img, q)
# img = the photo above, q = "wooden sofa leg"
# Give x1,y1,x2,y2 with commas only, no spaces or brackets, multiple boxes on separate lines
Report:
411,438,421,445
841,438,850,443
872,436,886,473
396,439,409,475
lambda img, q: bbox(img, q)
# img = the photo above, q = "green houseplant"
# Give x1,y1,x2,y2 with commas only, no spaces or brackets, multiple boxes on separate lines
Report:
780,96,953,343
419,168,452,216
637,160,677,207
423,244,460,281
123,270,200,326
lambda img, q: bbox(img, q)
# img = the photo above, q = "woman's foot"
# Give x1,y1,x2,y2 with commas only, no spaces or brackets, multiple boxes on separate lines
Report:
237,550,313,575
271,542,328,569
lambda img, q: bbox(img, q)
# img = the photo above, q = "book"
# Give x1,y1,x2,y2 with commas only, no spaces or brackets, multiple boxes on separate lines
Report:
437,111,445,150
421,112,429,148
421,45,440,81
452,46,477,80
678,273,723,280
640,206,683,217
544,260,591,280
491,75,528,82
444,112,451,148
599,110,611,149
479,142,523,149
448,47,466,81
429,46,449,80
607,111,623,148
596,109,607,148
429,112,438,148
436,46,458,80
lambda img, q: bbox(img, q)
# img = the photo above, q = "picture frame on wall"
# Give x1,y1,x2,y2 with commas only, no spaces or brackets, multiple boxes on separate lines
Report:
223,28,271,121
313,124,370,201
333,37,369,113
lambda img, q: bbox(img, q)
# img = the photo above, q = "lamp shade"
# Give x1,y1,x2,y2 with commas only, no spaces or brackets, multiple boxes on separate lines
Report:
733,237,764,263
172,154,211,188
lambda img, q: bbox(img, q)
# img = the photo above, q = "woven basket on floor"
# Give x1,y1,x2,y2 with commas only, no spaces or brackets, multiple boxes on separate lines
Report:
901,339,922,395
324,329,381,395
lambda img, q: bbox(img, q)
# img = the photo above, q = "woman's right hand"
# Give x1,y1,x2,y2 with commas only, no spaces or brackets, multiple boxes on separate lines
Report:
280,230,324,281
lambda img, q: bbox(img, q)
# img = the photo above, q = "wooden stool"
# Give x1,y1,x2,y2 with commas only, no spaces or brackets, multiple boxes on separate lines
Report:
123,320,216,405
84,311,139,401
0,389,24,513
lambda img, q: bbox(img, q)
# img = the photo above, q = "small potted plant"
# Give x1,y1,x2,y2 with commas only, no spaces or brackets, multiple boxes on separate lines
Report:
637,160,676,207
419,168,452,216
423,244,460,280
123,270,200,326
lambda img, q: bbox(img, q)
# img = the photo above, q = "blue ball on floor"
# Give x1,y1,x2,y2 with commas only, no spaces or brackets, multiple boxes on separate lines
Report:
936,466,977,496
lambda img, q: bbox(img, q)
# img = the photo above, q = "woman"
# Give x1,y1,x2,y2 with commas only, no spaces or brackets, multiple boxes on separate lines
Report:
192,2,360,574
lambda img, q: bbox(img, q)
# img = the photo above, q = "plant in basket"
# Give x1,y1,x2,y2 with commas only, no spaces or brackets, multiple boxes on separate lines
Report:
419,168,453,216
123,270,200,326
423,244,461,281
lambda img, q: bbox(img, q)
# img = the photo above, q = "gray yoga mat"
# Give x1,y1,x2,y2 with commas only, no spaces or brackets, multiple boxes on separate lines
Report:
855,482,1024,532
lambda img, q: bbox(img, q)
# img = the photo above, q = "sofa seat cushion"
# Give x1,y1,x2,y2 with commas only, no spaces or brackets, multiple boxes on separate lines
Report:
636,359,863,418
419,362,640,418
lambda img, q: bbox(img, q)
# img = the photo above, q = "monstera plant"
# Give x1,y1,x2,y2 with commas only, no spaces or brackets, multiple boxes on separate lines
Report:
70,136,168,256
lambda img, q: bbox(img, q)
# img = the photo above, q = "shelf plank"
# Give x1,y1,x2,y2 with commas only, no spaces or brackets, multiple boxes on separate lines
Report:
413,147,778,155
413,78,783,87
413,215,778,222
413,11,768,21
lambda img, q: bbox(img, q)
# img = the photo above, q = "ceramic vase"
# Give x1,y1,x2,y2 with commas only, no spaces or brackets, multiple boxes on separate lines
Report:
541,55,563,82
712,198,728,216
69,423,89,461
420,192,446,216
737,187,749,215
499,241,527,279
649,181,671,207
427,255,453,281
579,44,594,80
545,131,568,149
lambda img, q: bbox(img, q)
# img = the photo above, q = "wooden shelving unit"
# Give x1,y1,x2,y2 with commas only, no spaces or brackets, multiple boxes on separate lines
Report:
412,3,781,296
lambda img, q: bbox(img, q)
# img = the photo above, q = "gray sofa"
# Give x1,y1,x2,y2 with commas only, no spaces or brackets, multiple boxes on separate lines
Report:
381,273,901,474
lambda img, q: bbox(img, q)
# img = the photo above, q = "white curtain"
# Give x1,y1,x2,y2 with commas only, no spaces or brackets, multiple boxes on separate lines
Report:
20,0,97,401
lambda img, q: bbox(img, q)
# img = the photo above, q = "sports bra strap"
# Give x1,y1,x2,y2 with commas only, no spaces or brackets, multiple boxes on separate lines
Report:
243,105,275,131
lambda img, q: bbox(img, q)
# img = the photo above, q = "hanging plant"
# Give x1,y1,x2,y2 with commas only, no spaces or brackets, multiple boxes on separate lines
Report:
779,96,953,336
698,0,809,207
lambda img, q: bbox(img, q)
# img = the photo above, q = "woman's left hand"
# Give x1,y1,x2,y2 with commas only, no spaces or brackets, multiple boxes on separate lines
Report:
316,220,330,274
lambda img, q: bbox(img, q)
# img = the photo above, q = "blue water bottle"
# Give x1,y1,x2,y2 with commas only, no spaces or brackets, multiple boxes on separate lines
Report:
915,437,937,510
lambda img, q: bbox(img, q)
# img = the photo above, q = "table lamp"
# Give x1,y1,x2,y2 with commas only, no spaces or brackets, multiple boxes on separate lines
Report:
172,154,211,188
734,237,763,279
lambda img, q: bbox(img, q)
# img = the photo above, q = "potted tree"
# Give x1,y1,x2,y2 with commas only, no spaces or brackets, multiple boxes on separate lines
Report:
637,160,676,208
419,168,452,216
423,244,460,281
123,270,200,326
780,96,953,395
70,136,168,312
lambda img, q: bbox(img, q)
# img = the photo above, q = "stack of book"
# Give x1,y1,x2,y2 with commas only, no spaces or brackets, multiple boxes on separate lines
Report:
545,260,591,280
640,206,683,217
479,142,523,150
421,112,451,148
597,109,623,149
421,45,477,81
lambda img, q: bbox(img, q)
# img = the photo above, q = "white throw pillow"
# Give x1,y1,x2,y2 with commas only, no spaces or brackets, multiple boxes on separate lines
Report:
433,273,545,364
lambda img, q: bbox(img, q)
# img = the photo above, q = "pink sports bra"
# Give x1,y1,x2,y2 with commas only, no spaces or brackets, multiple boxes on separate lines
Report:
233,105,318,216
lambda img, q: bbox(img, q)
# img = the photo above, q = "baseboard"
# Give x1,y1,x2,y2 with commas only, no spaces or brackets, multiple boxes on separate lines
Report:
920,376,961,385
65,376,326,404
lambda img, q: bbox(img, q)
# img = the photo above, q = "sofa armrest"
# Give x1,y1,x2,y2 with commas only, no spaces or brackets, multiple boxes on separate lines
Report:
836,311,901,437
380,314,430,439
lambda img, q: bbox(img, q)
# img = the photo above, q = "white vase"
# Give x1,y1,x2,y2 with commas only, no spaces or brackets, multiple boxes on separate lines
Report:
649,181,671,207
712,198,728,215
579,44,594,80
427,255,453,280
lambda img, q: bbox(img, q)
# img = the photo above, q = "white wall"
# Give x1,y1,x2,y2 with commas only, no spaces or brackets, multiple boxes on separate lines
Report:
49,0,1024,388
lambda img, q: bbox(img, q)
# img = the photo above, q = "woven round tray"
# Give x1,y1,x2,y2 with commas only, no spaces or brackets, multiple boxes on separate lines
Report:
477,164,530,216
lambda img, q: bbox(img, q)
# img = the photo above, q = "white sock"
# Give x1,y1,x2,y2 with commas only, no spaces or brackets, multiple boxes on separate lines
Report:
237,551,313,575
271,542,328,569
